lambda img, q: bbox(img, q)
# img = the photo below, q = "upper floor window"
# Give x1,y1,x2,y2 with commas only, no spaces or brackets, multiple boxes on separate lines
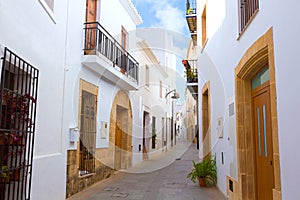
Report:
239,0,259,34
159,81,162,98
121,26,128,50
145,65,149,88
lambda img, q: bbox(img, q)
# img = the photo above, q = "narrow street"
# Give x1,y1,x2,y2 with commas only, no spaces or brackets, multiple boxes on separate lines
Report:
67,139,226,200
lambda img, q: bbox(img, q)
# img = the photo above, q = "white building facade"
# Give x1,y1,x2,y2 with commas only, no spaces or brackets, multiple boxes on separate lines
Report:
0,1,68,200
63,0,142,198
130,40,173,165
185,0,300,199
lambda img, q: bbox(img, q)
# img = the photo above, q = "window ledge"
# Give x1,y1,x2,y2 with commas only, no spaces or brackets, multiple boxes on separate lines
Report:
79,173,95,179
38,0,56,24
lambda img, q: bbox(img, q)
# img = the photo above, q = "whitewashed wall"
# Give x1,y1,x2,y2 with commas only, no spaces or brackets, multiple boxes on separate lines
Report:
197,0,300,198
0,0,68,199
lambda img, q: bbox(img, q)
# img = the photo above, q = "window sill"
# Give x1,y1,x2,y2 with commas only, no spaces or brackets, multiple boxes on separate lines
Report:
38,0,56,24
79,173,95,179
237,9,259,41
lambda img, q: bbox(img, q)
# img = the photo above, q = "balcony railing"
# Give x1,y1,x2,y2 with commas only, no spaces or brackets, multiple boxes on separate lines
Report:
182,59,198,83
186,0,197,15
83,22,139,83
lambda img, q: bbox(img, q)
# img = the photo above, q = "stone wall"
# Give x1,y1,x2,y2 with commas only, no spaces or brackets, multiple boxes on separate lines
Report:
66,150,114,198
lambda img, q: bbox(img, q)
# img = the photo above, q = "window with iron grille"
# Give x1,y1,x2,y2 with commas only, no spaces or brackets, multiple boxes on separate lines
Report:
78,82,97,176
0,47,39,200
239,0,259,34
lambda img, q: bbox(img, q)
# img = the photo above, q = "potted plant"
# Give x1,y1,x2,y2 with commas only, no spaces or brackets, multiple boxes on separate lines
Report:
187,156,217,187
184,69,197,82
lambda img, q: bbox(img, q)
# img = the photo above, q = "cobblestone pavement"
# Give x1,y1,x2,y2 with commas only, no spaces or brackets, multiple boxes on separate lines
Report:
67,141,226,200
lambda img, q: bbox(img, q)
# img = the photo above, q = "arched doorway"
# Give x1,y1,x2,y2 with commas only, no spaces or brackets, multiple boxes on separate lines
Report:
235,28,281,200
109,90,132,170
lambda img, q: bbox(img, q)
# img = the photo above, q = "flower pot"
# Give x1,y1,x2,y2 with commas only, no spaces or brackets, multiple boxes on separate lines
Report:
198,177,206,187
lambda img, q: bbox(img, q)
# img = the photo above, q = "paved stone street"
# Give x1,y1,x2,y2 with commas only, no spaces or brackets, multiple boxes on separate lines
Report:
67,138,226,200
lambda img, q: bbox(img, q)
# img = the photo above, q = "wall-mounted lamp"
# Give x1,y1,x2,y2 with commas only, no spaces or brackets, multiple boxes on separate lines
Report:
165,89,180,99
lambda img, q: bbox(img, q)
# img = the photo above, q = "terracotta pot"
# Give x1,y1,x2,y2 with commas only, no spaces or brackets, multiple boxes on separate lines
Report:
198,177,206,187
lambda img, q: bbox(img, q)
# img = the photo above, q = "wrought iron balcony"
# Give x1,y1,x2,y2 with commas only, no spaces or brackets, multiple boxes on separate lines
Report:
186,0,197,43
83,22,139,85
183,59,198,99
182,59,198,83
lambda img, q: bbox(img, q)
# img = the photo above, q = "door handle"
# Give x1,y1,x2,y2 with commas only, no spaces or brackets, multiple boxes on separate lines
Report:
270,160,273,165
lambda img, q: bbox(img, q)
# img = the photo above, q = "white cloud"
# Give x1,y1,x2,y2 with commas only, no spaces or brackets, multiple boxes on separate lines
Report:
133,0,187,34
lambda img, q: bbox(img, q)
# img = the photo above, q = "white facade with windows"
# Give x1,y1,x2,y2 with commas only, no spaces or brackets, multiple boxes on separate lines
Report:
130,40,172,166
191,0,300,199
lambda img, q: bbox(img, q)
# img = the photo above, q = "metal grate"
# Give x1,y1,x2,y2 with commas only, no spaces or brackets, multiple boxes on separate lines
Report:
239,0,259,33
79,91,96,176
0,47,39,200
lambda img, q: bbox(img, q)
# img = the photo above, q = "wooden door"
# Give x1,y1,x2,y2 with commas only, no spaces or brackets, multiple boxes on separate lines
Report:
152,116,156,149
202,89,211,159
143,112,149,160
85,0,97,52
114,122,122,170
252,83,274,200
86,0,97,22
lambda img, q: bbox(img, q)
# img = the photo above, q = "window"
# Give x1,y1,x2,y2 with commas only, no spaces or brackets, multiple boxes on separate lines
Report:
78,80,98,176
0,47,39,199
159,81,162,98
145,65,149,88
239,0,259,34
202,5,207,47
121,26,128,50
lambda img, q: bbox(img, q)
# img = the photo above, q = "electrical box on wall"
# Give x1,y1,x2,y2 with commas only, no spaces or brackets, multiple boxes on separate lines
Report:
217,117,224,138
69,127,79,143
100,121,108,139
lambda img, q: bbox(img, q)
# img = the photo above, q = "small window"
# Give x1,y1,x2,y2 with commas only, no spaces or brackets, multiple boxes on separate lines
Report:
145,65,149,88
159,81,162,98
239,0,259,34
121,26,128,50
251,66,270,89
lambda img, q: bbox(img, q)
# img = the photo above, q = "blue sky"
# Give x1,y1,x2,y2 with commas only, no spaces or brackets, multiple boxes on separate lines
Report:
132,0,191,104
132,0,190,36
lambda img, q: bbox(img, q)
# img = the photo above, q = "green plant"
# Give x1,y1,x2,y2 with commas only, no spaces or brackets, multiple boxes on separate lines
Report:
0,166,10,182
184,69,197,80
187,156,217,186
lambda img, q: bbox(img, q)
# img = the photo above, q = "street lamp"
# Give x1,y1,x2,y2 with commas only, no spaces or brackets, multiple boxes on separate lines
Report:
165,89,180,148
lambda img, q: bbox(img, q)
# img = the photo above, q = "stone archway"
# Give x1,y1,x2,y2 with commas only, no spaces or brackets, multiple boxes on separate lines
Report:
235,28,281,200
109,90,133,170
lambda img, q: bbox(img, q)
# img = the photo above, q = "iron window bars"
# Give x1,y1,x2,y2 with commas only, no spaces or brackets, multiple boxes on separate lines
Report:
239,0,259,33
79,91,96,176
0,47,39,200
